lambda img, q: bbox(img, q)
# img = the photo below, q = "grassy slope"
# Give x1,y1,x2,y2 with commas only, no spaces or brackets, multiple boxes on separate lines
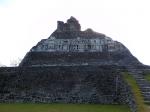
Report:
123,72,150,112
0,104,130,112
144,73,150,82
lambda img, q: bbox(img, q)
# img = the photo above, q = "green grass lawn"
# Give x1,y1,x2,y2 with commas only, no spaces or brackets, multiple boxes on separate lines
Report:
0,104,131,112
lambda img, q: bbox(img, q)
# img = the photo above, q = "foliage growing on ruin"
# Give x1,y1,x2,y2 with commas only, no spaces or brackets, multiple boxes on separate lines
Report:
123,72,150,112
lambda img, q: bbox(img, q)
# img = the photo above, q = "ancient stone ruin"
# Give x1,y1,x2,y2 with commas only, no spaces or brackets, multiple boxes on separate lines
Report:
0,16,150,112
20,16,141,67
31,17,123,53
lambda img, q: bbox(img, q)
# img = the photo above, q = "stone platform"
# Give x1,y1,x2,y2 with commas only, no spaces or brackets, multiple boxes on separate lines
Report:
0,65,128,104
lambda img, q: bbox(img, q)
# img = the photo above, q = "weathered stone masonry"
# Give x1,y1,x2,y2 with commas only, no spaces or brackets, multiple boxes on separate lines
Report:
0,17,147,112
0,66,119,103
31,16,125,53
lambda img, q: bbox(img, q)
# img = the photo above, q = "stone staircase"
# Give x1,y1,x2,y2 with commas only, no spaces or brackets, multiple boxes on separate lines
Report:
128,68,150,103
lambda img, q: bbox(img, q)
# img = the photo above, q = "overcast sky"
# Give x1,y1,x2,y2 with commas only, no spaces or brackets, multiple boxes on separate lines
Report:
0,0,150,66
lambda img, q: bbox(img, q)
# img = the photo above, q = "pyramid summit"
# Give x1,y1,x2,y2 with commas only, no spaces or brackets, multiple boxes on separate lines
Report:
20,17,141,67
31,16,126,52
50,16,105,39
56,16,81,32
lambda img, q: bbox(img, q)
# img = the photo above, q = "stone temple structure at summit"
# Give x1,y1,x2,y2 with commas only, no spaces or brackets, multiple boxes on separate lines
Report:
20,16,140,67
31,16,125,53
31,18,123,53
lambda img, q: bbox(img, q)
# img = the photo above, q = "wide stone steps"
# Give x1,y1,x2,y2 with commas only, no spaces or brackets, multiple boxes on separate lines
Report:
128,69,150,103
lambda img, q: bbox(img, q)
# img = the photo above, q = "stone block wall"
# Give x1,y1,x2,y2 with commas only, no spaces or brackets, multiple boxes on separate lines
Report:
20,51,141,67
0,65,138,112
0,66,119,103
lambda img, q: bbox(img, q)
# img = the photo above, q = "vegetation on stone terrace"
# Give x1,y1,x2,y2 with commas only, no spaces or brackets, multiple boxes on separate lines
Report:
123,72,150,112
143,72,150,82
